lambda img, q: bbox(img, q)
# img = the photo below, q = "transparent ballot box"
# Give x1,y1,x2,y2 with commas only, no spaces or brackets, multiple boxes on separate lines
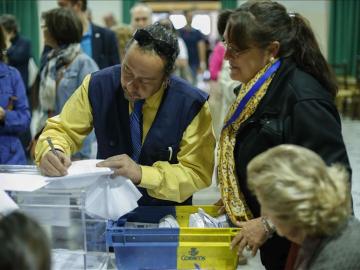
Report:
11,181,109,270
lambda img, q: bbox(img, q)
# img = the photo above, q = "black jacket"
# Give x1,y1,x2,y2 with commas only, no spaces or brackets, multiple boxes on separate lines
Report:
40,24,119,71
7,34,31,91
234,59,350,270
91,24,119,69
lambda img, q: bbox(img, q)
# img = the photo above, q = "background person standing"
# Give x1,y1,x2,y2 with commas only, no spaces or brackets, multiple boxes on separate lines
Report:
179,10,206,85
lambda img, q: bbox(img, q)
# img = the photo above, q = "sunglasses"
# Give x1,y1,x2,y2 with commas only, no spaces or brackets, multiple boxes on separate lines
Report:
133,28,175,58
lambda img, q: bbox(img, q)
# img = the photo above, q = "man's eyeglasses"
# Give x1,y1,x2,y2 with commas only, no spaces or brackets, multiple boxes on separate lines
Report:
223,41,251,57
133,28,175,58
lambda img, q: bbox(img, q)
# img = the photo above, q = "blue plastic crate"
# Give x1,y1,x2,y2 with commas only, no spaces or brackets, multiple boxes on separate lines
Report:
107,222,179,269
106,206,239,270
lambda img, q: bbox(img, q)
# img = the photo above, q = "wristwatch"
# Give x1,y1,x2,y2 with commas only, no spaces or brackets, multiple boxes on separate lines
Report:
261,216,276,238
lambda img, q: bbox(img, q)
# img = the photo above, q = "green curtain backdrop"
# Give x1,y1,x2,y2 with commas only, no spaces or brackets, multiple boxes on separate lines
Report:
0,0,39,63
122,0,138,24
329,0,360,76
221,0,237,10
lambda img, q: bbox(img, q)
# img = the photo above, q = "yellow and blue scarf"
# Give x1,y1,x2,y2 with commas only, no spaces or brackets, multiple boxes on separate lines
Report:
218,59,281,224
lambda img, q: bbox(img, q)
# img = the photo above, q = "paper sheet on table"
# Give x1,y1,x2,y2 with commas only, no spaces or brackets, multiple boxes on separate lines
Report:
0,160,112,191
0,190,19,214
85,175,142,220
45,159,112,189
0,160,142,221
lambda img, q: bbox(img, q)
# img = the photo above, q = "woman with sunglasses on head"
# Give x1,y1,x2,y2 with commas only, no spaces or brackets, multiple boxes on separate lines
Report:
35,23,215,207
216,1,350,269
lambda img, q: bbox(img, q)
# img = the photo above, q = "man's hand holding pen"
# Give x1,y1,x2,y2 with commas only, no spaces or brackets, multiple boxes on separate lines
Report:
39,137,71,176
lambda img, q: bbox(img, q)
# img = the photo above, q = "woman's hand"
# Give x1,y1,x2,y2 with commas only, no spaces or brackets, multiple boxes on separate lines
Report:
231,217,269,256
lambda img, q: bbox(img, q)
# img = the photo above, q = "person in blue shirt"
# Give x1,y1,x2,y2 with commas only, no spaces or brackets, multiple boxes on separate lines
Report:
38,0,120,72
179,10,206,84
0,25,31,165
58,0,120,68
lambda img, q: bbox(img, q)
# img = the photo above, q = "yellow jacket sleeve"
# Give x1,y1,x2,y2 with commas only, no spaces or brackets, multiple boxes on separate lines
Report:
35,75,93,164
139,101,216,203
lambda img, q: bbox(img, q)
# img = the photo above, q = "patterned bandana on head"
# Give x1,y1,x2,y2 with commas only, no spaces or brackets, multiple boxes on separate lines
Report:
218,59,280,224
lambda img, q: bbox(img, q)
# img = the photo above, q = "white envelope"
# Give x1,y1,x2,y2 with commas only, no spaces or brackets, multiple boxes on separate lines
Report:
85,175,142,220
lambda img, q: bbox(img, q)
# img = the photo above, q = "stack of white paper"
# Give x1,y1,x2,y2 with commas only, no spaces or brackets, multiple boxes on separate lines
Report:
45,159,113,189
0,160,142,220
0,160,113,191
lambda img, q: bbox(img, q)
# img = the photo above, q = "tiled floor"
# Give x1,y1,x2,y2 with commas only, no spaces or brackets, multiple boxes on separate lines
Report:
193,118,360,269
342,118,360,218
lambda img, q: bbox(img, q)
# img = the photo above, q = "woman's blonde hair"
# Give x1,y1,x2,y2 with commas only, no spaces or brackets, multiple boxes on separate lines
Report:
247,144,351,237
111,24,132,61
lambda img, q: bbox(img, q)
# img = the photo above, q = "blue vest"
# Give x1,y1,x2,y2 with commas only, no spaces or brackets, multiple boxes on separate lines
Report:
88,65,208,206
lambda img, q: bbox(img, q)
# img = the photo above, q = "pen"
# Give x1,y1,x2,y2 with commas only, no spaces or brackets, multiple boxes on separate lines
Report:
46,137,61,160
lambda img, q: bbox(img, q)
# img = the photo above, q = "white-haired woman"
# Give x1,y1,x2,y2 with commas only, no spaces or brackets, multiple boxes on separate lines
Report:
247,144,360,270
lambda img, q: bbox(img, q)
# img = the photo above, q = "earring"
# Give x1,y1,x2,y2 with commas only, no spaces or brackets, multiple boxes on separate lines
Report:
162,79,170,89
269,56,275,63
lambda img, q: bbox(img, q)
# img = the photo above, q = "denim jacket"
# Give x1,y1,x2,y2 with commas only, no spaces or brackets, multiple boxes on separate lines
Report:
56,53,98,114
54,53,98,158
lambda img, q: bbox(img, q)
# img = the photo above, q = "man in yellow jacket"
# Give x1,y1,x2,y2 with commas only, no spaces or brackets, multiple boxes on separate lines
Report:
35,23,215,206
